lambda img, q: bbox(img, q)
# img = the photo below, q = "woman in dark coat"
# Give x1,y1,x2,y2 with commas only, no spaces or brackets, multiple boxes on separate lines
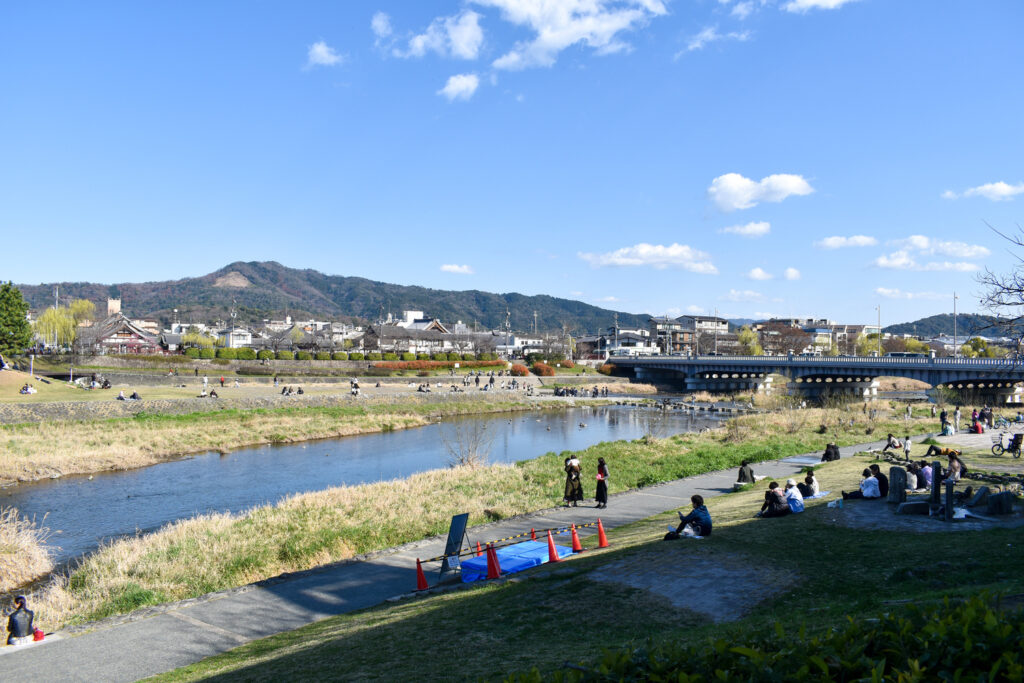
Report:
563,455,583,507
595,457,609,508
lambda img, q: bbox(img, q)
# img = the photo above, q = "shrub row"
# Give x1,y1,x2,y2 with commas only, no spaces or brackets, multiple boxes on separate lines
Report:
371,360,507,371
510,364,529,377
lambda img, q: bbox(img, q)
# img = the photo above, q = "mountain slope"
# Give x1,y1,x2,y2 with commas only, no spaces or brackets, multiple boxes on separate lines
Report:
16,261,652,333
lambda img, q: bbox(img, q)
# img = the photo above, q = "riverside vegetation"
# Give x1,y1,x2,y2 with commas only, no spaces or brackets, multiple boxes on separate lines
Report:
13,404,936,630
148,451,1024,682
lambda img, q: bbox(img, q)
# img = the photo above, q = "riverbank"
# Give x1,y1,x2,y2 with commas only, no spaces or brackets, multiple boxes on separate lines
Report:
0,395,569,487
17,406,935,630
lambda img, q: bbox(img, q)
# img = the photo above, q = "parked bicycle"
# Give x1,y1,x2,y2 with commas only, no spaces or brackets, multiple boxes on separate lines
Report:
991,432,1023,458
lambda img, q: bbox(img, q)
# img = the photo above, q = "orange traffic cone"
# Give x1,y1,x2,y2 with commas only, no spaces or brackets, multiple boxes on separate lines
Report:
546,529,562,563
476,541,483,557
531,527,537,541
571,524,583,553
486,544,501,579
596,518,610,548
415,559,429,591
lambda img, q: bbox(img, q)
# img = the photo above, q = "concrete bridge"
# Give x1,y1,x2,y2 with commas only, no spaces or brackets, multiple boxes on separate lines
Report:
608,354,1024,402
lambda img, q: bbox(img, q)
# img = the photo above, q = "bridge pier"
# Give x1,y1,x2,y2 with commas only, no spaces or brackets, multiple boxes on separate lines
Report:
787,377,879,402
934,382,1023,406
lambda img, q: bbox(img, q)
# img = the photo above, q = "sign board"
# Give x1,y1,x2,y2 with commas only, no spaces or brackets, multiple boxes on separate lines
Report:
454,363,460,369
440,513,470,577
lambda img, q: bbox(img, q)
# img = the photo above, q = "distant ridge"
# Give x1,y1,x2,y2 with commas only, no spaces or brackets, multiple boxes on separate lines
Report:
883,313,1011,338
15,261,653,334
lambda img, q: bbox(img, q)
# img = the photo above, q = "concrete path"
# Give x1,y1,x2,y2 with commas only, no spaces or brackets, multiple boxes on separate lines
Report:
1,438,891,682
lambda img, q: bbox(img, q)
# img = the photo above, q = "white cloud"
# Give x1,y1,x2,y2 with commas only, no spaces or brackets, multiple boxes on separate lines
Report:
474,0,668,70
784,267,801,280
941,190,958,200
719,221,770,237
723,288,764,302
874,250,979,272
783,0,858,12
437,73,480,101
682,26,751,54
815,235,877,249
399,10,484,60
708,172,813,211
306,41,344,68
875,287,944,301
731,1,755,19
440,264,474,274
891,235,990,259
747,267,773,280
874,251,915,269
578,242,718,274
596,296,620,303
371,12,393,39
686,304,704,313
963,181,1024,202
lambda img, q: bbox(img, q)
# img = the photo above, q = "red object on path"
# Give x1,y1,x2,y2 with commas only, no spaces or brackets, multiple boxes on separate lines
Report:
546,530,562,563
531,527,537,540
596,518,610,548
571,524,583,553
476,541,483,557
415,559,429,591
486,544,502,579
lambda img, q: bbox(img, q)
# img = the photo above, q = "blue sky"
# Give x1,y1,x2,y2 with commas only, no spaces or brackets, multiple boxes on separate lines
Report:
2,0,1022,326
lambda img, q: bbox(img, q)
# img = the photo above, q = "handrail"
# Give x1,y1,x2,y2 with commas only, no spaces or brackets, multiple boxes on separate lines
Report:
608,354,1024,369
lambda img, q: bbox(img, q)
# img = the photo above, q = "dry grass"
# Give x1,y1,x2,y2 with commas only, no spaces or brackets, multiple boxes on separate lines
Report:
0,507,54,591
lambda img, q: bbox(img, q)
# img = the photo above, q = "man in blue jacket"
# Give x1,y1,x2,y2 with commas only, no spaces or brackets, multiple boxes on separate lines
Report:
676,495,713,537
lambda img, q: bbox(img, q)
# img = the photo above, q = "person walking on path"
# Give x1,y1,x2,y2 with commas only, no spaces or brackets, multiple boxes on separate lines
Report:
954,406,961,432
563,455,583,507
595,457,609,509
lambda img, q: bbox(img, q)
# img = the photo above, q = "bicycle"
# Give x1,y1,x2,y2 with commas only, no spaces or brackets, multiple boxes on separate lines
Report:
994,415,1011,429
991,432,1023,458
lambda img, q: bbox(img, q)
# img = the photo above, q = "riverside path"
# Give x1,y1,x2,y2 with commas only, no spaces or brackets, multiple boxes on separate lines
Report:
2,437,898,682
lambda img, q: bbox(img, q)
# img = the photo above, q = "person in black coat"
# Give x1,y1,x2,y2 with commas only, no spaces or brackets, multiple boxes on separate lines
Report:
6,596,34,645
869,464,889,498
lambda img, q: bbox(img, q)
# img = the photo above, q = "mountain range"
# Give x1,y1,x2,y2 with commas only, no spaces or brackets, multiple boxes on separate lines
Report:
15,261,652,334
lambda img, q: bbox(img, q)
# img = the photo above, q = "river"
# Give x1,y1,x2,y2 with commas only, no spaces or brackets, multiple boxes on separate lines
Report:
2,404,721,566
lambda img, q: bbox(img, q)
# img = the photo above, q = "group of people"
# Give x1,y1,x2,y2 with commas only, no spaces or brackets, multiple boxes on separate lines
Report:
553,386,609,397
18,383,37,394
116,390,142,401
562,455,610,508
756,470,820,518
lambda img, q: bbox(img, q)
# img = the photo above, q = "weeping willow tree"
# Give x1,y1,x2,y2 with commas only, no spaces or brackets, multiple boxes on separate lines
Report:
33,299,95,349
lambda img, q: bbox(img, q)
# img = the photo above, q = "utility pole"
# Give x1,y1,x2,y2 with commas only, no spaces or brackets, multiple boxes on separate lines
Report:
614,312,619,353
533,310,537,336
953,291,958,359
876,305,881,356
505,307,511,358
53,285,58,350
714,308,719,355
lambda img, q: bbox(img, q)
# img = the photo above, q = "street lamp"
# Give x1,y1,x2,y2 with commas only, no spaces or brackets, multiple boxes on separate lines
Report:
953,292,958,359
876,305,881,356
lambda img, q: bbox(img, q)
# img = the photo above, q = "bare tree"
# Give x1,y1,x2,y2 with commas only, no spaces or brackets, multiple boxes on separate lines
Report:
440,420,493,468
978,224,1024,350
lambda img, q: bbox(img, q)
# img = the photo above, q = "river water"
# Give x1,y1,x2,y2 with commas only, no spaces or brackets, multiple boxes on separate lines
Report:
2,405,721,566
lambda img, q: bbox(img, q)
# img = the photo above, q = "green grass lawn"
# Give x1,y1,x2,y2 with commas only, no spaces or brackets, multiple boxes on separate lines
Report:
146,453,1024,682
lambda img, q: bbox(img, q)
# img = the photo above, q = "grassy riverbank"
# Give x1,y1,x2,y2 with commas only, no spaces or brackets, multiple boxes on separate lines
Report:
148,451,1024,682
21,406,936,630
0,396,545,486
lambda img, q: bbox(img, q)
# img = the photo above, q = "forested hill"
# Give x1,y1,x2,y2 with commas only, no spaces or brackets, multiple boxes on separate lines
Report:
15,261,652,333
883,313,1008,338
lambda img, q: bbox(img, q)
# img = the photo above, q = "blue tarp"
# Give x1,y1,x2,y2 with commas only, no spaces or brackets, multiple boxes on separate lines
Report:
460,540,574,582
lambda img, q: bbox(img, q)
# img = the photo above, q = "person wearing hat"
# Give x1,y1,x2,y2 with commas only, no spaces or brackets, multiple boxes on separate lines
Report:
784,479,805,513
6,595,34,646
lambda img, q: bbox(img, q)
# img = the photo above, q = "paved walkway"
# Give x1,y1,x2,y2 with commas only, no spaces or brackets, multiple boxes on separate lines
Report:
2,438,892,682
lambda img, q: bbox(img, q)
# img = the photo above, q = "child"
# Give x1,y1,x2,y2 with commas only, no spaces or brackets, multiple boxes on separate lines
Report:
903,435,912,461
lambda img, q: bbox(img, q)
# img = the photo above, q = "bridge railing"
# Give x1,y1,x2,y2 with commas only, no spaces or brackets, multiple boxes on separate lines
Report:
609,355,1024,369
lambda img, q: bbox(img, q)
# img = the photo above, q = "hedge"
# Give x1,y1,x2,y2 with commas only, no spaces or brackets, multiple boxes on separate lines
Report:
510,364,529,377
314,352,332,361
198,348,216,359
382,353,399,361
507,595,1024,683
461,353,476,361
257,350,274,360
349,352,364,361
372,360,507,371
236,348,257,360
417,354,430,360
184,348,200,359
431,353,448,361
215,348,237,359
366,352,383,361
558,359,575,369
531,362,555,377
401,353,416,361
276,351,294,360
597,363,614,376
296,351,312,360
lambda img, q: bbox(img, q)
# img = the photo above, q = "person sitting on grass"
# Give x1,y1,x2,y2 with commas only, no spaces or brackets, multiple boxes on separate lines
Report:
736,459,756,484
869,464,889,498
676,495,713,537
820,442,841,462
209,389,218,398
797,469,820,498
6,596,33,646
905,462,919,491
756,482,791,518
842,468,882,500
918,460,934,489
116,390,126,400
129,391,141,400
942,453,965,483
882,433,903,454
924,445,962,458
784,479,805,513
